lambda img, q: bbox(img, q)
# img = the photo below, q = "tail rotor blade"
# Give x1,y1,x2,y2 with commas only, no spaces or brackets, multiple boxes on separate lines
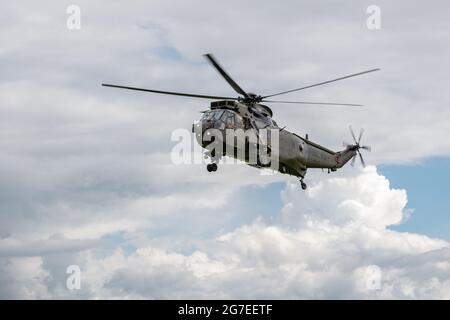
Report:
358,128,364,144
361,145,371,152
349,126,357,144
358,151,366,167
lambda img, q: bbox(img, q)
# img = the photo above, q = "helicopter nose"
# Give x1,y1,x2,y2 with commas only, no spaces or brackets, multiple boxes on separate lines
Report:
192,121,203,133
192,119,211,135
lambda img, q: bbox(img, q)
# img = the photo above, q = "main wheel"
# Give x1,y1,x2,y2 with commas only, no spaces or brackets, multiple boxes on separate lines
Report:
206,164,212,172
301,182,307,190
211,163,218,172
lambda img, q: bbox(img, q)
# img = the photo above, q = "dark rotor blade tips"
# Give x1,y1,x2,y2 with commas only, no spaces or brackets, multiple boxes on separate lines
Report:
358,151,366,167
358,128,364,144
349,126,357,143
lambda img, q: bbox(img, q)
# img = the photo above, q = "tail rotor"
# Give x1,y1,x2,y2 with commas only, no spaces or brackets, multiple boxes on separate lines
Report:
347,126,371,167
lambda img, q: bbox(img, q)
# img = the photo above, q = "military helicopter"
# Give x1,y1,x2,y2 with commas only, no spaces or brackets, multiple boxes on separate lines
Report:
102,54,377,190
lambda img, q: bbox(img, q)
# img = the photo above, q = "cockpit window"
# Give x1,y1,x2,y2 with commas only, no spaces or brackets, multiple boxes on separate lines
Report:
203,110,251,130
201,111,214,121
213,110,224,120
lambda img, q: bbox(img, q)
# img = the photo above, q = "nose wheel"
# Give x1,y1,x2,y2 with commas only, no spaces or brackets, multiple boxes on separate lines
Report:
205,150,219,173
207,163,218,172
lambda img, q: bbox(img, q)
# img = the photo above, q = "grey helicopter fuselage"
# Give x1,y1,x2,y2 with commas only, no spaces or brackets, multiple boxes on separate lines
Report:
193,99,357,179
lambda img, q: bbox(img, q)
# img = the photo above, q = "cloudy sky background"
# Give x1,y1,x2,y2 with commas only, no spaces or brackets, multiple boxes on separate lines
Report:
1,0,450,299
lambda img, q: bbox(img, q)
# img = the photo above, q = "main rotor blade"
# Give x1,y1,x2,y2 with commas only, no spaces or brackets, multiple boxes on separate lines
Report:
262,68,380,99
102,84,236,100
262,100,363,107
204,53,249,98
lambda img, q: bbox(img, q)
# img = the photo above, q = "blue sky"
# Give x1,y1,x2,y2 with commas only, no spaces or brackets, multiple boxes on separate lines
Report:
380,157,450,241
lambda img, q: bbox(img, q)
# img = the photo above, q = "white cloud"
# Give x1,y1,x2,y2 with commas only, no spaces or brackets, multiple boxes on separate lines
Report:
281,166,408,228
47,167,448,299
0,236,99,257
0,257,50,299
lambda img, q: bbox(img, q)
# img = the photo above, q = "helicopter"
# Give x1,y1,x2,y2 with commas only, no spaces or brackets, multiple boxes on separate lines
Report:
102,53,377,190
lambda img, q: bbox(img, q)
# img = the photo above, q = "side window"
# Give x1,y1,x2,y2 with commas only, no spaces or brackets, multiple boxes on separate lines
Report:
226,112,235,128
255,120,268,129
235,114,244,128
227,112,234,127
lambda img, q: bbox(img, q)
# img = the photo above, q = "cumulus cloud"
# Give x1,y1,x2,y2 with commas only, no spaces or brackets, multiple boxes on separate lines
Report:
36,167,446,299
0,257,50,299
280,166,408,228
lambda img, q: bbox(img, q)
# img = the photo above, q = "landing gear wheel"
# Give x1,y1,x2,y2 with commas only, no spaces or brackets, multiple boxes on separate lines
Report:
207,163,217,172
301,181,307,190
